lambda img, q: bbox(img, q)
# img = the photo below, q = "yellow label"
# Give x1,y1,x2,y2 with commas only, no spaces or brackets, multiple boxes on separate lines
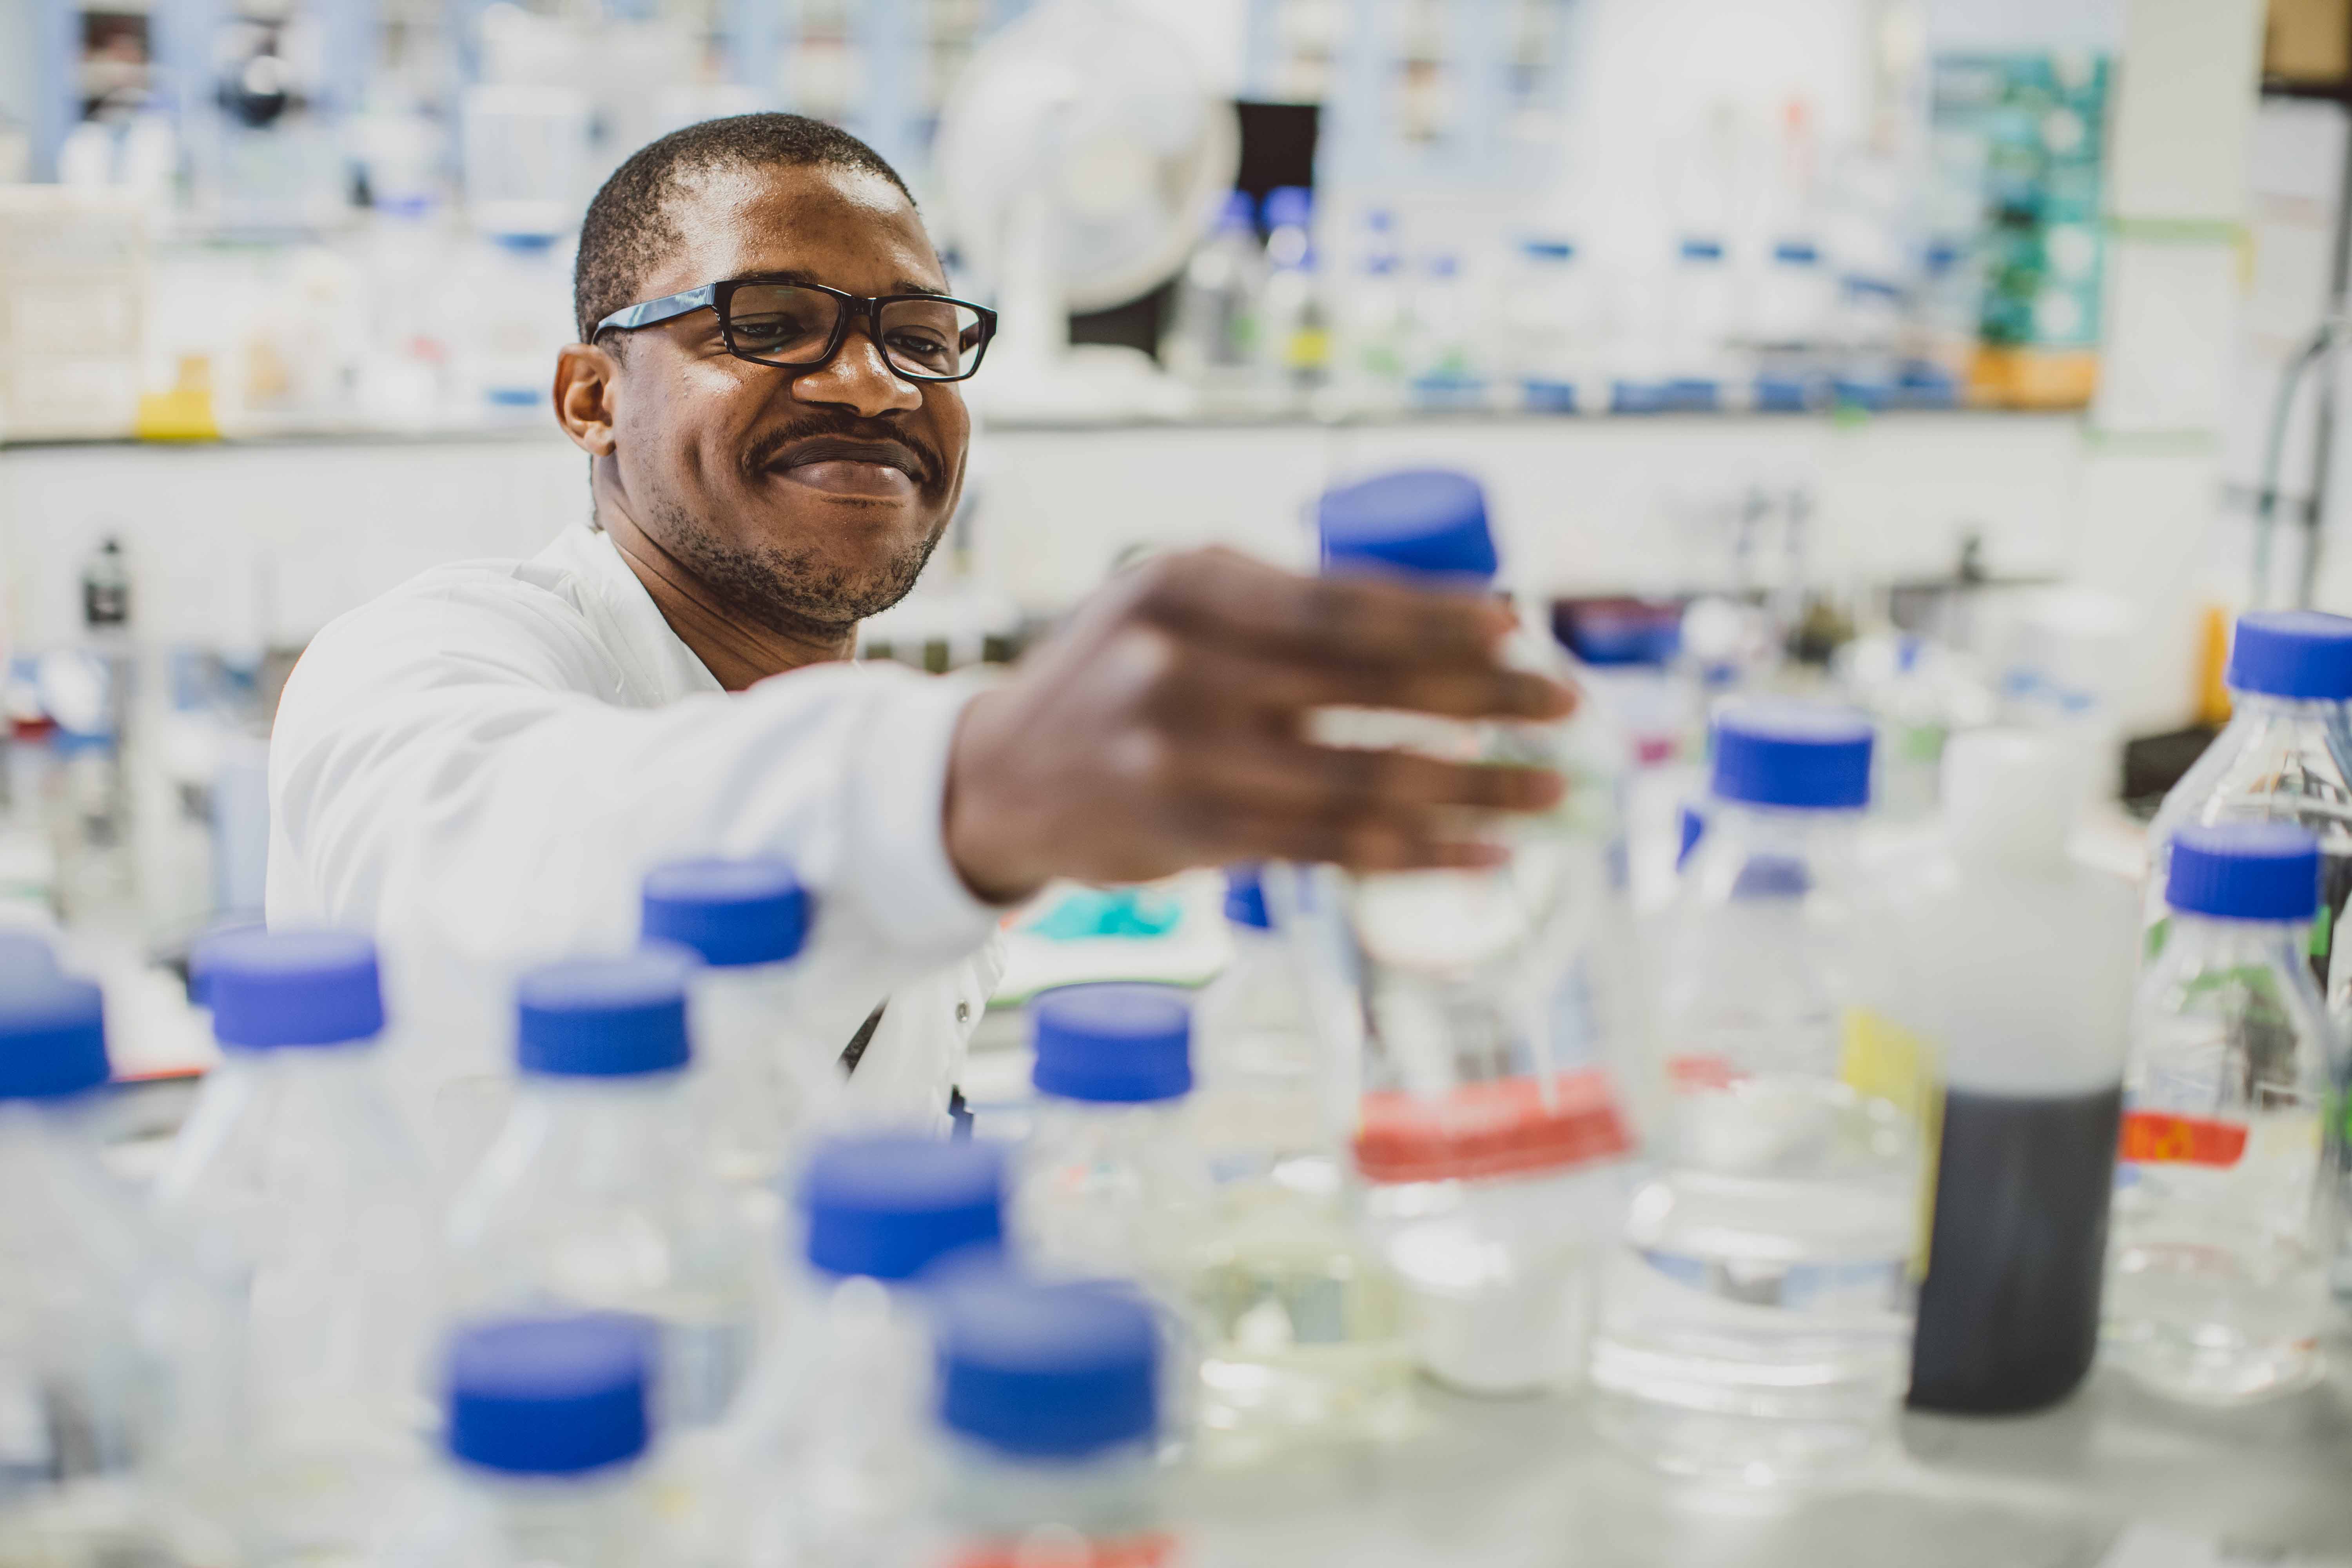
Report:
1839,1006,1944,1280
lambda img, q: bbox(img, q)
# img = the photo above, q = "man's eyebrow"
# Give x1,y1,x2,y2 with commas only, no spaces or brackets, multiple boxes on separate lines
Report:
891,279,950,298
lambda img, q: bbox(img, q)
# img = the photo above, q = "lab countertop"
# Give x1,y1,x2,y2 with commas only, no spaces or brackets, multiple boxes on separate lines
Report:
1179,1359,2352,1567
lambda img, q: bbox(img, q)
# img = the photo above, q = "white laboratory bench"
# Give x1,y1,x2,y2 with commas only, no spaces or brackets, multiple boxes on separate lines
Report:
1178,1359,2352,1566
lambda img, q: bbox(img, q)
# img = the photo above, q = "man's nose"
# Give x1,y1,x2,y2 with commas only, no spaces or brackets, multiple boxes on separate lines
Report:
791,323,924,418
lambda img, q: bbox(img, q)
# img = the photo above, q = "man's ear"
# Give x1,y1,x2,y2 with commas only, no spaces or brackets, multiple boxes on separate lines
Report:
554,342,620,456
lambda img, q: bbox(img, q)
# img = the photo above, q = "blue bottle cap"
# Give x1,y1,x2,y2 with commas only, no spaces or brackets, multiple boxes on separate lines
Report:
1680,237,1725,262
2164,822,2321,921
1522,238,1575,261
936,1277,1158,1459
197,929,384,1049
2225,610,2352,700
1216,190,1254,232
444,1314,651,1476
1773,239,1819,265
641,858,809,968
798,1134,1009,1281
1223,864,1270,930
1709,701,1874,811
1317,469,1497,583
515,947,693,1077
1029,983,1192,1103
1262,185,1312,229
0,974,107,1100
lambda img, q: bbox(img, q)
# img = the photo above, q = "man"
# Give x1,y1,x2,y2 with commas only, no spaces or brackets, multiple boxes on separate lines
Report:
267,114,1569,1143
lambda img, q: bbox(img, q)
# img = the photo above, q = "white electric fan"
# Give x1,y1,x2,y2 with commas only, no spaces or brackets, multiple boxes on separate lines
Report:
933,0,1241,421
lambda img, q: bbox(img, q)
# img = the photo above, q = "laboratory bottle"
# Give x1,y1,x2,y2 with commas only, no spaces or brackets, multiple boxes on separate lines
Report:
1405,253,1483,409
2106,822,2339,1404
641,856,824,1192
446,947,770,1431
1336,209,1408,413
1185,864,1414,1462
725,1132,1009,1568
1309,469,1639,1396
1509,238,1588,412
2143,610,2352,1301
923,1274,1175,1568
374,1314,658,1568
1163,190,1263,401
1665,237,1736,405
1589,699,1925,1481
1258,185,1329,403
0,960,234,1568
1014,983,1212,1293
1902,730,2136,1414
156,926,443,1561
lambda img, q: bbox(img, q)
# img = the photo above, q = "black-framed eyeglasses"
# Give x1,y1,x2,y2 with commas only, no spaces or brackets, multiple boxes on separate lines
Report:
592,277,997,383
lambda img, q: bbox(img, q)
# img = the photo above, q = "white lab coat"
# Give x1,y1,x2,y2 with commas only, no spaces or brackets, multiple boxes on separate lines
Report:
266,522,1004,1155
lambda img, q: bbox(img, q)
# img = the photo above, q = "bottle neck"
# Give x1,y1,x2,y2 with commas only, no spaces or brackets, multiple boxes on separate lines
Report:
1687,800,1860,897
2159,911,2310,971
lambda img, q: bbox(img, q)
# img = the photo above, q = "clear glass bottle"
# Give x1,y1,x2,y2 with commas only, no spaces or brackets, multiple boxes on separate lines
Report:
1185,866,1412,1462
156,928,443,1561
1405,253,1484,410
1589,701,1925,1481
1309,470,1638,1396
374,1314,656,1568
446,949,769,1432
1508,238,1588,413
724,1133,1009,1568
1258,186,1329,407
1163,190,1263,403
641,857,823,1196
2106,822,2339,1404
0,960,234,1568
923,1275,1176,1568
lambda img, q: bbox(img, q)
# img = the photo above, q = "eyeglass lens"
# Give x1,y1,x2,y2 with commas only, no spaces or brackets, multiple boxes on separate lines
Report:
725,285,986,379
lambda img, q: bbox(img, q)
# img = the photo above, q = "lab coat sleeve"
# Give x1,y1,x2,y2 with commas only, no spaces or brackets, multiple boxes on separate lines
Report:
267,576,1004,1065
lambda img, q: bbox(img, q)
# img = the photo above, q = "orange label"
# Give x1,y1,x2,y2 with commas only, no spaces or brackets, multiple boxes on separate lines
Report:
1354,1069,1632,1185
2118,1110,2248,1168
952,1532,1176,1568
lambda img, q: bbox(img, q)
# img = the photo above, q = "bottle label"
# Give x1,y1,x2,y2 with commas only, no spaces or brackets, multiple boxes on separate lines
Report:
2118,1110,2248,1168
952,1532,1177,1568
1353,1068,1631,1185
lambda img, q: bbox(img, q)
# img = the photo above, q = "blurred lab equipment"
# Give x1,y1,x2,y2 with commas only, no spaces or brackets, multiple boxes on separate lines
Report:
376,1314,659,1568
1304,469,1636,1397
725,1133,1011,1568
640,858,823,1196
1162,191,1265,404
1590,701,1922,1481
1903,731,2136,1414
445,949,770,1432
2108,824,2338,1405
155,928,441,1563
934,0,1240,419
924,1274,1171,1568
1187,865,1412,1463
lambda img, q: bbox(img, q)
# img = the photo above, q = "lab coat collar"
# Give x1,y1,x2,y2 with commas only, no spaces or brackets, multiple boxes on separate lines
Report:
537,524,728,704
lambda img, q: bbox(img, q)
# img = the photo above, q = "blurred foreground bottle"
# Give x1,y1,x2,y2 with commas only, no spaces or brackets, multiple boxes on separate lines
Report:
1306,470,1637,1396
641,858,825,1199
376,1315,657,1568
1904,731,2135,1413
447,950,769,1432
1186,866,1412,1463
2107,823,2338,1404
1590,702,1925,1479
0,954,235,1568
924,1276,1174,1568
157,929,443,1560
726,1133,1007,1568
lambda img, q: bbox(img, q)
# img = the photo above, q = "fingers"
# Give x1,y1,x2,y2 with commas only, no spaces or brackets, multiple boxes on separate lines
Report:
1153,636,1574,726
1124,548,1522,670
1183,734,1565,816
1176,799,1513,875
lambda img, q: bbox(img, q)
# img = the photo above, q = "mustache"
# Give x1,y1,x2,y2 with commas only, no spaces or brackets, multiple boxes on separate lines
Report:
741,418,945,488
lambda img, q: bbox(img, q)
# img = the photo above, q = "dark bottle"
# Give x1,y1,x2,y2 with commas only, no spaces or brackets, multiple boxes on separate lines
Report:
1898,730,2139,1415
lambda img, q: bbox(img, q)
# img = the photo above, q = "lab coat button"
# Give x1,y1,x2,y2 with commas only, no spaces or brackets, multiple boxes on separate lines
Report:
956,1001,971,1023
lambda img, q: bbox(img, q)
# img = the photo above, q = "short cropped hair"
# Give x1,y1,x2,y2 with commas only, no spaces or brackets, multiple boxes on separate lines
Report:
572,113,915,342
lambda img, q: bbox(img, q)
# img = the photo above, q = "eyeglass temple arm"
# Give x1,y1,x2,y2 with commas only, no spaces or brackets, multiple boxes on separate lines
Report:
593,284,719,338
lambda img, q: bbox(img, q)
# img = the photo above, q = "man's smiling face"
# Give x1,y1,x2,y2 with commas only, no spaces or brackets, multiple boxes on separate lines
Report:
595,162,970,641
